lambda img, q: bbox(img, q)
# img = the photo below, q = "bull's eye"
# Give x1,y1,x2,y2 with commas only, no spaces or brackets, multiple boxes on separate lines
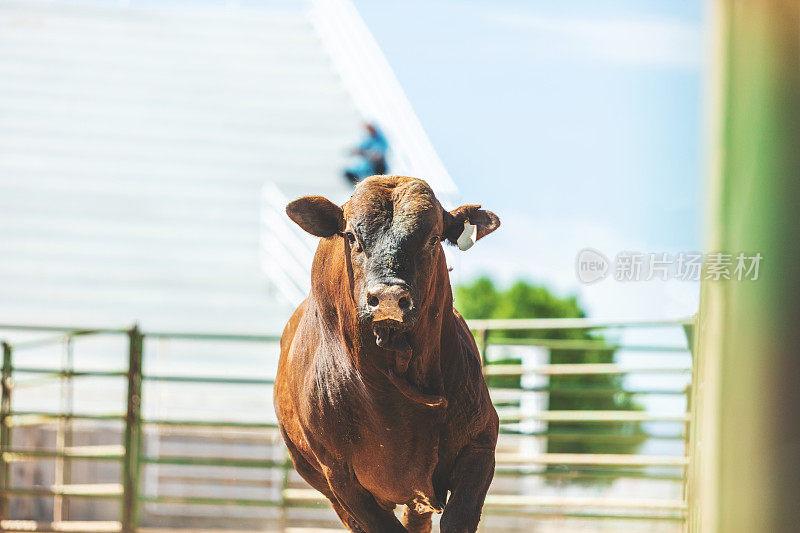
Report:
428,235,439,247
344,231,362,252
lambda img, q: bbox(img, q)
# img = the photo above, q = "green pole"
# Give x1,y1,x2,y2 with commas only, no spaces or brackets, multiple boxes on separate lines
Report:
478,329,489,367
122,326,144,533
688,1,800,532
0,342,11,519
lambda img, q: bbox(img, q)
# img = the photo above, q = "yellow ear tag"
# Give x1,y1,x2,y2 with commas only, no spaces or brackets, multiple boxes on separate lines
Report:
457,220,477,251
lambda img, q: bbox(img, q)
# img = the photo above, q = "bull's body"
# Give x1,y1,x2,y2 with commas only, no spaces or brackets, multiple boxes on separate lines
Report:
274,176,499,532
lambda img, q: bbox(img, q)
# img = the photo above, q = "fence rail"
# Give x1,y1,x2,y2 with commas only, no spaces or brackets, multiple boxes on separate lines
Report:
0,317,694,531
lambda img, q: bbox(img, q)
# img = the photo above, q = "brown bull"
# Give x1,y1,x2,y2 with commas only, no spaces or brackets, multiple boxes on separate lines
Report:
274,176,500,532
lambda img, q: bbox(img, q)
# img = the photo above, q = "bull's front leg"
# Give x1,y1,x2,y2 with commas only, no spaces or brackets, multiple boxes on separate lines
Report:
439,441,496,533
321,463,407,533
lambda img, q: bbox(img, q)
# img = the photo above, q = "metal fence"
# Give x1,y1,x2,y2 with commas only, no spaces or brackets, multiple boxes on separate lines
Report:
0,318,694,532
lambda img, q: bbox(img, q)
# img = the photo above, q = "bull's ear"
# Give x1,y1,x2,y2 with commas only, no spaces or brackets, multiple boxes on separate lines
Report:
443,204,500,250
286,196,344,238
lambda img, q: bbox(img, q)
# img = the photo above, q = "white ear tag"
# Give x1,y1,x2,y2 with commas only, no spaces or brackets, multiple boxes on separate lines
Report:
457,220,477,251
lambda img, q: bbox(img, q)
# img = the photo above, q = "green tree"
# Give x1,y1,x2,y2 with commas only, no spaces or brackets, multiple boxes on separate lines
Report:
455,276,646,459
454,276,499,319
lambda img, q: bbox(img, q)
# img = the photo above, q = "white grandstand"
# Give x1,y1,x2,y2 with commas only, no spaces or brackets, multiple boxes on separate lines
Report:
0,0,457,333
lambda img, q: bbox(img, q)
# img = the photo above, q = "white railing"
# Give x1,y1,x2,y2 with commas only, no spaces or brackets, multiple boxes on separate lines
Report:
259,182,317,306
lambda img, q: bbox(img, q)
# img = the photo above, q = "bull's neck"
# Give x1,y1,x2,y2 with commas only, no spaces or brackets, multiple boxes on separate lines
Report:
400,267,452,393
310,238,452,397
350,272,451,396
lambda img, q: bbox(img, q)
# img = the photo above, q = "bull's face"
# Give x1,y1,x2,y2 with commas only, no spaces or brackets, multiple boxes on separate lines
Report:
287,176,500,352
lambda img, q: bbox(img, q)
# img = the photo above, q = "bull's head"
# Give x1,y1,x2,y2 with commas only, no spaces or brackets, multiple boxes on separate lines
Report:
286,176,500,352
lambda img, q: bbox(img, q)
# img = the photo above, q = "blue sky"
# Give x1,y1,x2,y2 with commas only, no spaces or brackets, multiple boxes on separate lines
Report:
353,0,706,318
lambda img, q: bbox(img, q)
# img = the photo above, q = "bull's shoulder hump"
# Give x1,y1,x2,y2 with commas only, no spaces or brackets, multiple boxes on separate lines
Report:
451,308,481,362
280,298,309,351
444,308,497,438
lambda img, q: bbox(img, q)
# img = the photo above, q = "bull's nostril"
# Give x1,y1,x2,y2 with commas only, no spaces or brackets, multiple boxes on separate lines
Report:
398,296,411,310
368,295,380,308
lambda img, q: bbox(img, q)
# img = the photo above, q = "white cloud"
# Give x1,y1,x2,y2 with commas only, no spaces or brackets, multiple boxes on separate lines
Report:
454,209,699,321
476,8,703,68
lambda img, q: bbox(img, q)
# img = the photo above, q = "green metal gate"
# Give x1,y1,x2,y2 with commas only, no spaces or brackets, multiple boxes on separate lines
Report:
0,318,693,532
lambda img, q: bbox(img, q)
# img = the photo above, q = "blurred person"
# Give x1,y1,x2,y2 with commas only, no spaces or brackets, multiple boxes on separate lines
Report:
344,122,388,185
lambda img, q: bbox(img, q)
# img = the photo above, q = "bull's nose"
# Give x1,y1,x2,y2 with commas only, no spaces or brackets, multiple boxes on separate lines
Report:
367,284,413,322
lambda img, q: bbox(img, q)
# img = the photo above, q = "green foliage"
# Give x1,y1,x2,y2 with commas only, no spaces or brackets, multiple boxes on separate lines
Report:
454,276,499,319
455,276,646,460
